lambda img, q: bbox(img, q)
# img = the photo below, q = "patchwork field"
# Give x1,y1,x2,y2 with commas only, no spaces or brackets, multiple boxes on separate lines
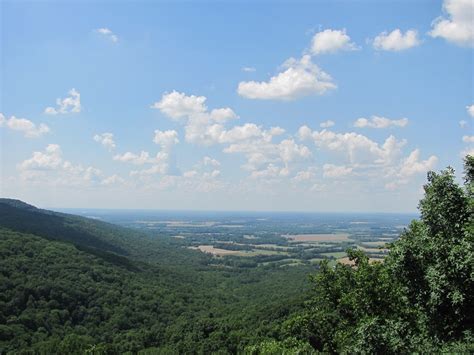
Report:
361,241,388,247
284,233,352,243
321,251,348,259
236,249,288,257
83,211,413,269
190,245,288,257
190,245,241,256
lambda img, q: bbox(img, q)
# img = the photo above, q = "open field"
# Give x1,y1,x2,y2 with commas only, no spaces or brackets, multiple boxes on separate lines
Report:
284,233,351,243
191,245,288,257
190,245,241,256
361,241,388,247
261,258,300,266
236,249,288,257
252,243,292,250
168,221,217,227
78,210,413,269
321,251,348,258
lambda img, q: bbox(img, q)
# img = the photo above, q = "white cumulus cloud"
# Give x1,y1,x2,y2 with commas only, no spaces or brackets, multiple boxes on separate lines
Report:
130,162,169,177
151,91,209,120
153,130,179,151
461,133,474,158
237,55,336,100
461,147,474,157
224,136,311,179
203,156,221,167
320,120,335,128
310,29,358,54
18,144,104,186
399,149,438,177
467,104,474,117
113,151,167,165
323,164,353,178
20,144,63,170
293,169,316,182
354,116,409,128
279,139,311,164
430,0,474,47
95,28,118,43
0,113,50,138
101,174,125,185
44,88,81,115
250,164,290,179
93,133,116,151
153,91,260,146
373,29,421,51
298,126,407,165
384,149,438,190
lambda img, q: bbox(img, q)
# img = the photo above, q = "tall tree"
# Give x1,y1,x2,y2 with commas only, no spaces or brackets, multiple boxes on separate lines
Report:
285,156,474,353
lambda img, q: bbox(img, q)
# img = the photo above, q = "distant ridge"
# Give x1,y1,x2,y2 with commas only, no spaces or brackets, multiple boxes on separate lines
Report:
0,198,39,211
0,198,133,256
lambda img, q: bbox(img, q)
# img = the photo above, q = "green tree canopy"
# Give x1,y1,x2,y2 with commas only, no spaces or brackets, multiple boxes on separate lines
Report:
273,156,474,353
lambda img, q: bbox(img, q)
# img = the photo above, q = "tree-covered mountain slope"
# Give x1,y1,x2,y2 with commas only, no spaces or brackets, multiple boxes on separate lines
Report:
0,198,209,269
0,200,311,354
1,228,179,353
0,198,145,256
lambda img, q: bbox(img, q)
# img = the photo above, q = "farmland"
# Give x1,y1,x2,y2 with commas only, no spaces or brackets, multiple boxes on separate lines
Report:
62,210,414,268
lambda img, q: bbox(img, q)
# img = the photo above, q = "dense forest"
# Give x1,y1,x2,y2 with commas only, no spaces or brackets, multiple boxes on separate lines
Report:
0,198,311,353
1,157,473,354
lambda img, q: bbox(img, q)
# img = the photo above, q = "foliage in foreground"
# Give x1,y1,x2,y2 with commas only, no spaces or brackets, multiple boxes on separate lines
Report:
250,157,473,353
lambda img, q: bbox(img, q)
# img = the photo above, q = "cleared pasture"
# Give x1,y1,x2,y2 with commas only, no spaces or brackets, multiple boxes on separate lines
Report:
361,241,388,247
190,245,241,256
321,251,347,258
283,233,352,243
191,245,288,257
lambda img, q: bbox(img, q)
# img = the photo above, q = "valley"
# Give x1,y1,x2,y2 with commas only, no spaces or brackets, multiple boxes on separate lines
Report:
60,209,413,268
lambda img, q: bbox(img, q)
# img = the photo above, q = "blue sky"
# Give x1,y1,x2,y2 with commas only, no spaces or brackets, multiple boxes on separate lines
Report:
1,0,473,212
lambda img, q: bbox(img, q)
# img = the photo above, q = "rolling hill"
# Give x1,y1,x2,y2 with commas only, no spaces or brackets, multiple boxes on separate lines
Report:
0,199,310,354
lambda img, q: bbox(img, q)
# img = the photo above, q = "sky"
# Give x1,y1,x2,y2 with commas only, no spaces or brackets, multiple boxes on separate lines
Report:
1,0,473,212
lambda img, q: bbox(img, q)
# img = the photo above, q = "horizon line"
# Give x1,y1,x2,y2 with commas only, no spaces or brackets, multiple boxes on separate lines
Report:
51,206,419,215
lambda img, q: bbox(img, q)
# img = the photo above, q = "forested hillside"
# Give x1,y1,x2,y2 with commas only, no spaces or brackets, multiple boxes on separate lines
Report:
0,199,311,353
